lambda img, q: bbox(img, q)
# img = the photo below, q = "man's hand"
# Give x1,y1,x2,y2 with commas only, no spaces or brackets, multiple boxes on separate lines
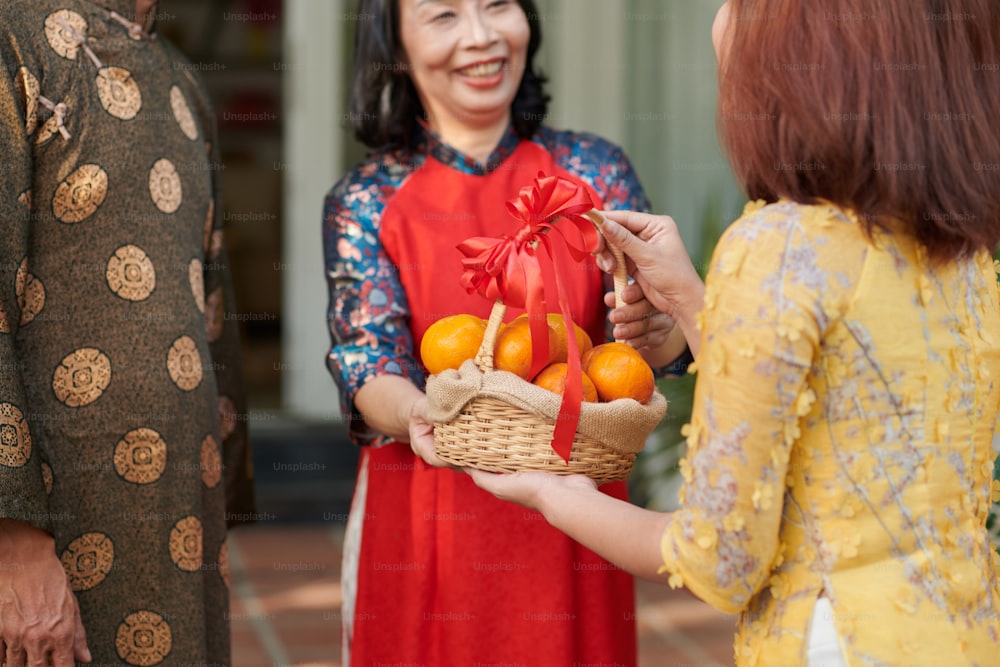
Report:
0,520,91,666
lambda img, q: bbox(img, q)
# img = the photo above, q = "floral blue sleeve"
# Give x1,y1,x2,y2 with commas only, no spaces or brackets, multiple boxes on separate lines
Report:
323,155,423,446
537,127,652,214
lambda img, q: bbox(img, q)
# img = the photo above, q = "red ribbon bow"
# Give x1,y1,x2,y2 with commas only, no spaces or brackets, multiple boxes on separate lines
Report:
457,172,600,462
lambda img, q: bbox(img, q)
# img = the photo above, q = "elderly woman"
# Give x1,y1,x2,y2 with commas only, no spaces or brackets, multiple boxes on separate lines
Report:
323,0,689,664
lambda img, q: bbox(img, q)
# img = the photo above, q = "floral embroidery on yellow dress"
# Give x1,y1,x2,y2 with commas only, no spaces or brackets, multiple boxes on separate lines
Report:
660,200,1000,666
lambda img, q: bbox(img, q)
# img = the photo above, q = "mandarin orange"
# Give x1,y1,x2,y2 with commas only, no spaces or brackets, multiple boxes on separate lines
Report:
545,313,594,360
581,342,655,403
509,313,592,361
493,317,561,380
532,362,599,402
419,314,487,375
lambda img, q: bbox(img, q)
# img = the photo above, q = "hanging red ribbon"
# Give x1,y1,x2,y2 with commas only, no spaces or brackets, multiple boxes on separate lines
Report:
457,172,600,462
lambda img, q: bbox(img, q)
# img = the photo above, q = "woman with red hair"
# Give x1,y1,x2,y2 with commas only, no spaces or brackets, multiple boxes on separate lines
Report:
470,1,1000,664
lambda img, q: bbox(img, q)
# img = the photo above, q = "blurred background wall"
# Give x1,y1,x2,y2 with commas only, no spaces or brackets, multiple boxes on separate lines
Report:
160,0,745,520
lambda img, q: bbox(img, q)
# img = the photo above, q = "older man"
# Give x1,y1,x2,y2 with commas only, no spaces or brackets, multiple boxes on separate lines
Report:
0,0,254,664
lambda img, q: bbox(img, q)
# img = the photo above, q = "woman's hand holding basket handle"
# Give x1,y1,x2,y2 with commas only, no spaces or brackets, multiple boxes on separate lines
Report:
594,211,705,358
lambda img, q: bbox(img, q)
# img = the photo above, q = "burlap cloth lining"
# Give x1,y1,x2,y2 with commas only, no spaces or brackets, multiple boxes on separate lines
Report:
426,358,668,453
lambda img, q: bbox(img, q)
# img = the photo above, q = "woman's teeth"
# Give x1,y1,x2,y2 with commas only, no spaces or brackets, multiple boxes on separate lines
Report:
460,61,504,77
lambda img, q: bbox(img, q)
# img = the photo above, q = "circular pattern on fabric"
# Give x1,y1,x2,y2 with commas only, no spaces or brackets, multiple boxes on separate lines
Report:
16,258,46,325
169,86,198,140
53,348,112,407
96,67,142,120
189,258,204,313
116,611,172,666
15,67,40,135
0,403,32,468
53,164,108,224
41,462,53,494
113,428,167,484
107,245,156,302
167,336,201,391
169,515,203,571
200,435,221,488
35,103,68,146
204,288,223,343
44,10,87,60
60,532,114,591
148,159,182,214
17,189,31,210
218,395,237,441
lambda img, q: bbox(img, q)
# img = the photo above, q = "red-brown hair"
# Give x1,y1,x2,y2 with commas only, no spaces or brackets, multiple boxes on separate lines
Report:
718,0,1000,263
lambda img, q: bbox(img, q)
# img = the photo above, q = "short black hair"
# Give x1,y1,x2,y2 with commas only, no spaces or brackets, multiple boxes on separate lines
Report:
349,0,550,151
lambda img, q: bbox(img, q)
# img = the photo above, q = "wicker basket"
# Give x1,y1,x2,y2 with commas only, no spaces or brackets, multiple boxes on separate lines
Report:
430,214,664,485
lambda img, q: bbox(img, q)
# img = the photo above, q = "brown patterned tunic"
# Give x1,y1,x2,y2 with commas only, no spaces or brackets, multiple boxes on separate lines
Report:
0,1,254,664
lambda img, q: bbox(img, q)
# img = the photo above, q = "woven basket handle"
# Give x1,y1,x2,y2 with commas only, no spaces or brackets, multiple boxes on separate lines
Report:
583,210,628,310
472,208,629,371
475,300,507,372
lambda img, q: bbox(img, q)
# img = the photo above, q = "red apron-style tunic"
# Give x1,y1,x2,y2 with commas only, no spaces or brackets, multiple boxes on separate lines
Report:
346,140,637,665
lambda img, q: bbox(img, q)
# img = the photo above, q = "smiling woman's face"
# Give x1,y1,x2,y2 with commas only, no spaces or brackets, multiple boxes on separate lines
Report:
398,0,530,133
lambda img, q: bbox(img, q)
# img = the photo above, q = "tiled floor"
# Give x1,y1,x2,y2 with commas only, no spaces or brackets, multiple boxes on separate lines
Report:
228,525,736,666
